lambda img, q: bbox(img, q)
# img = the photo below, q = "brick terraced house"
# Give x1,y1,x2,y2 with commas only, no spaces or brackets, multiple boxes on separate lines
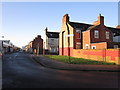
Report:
25,35,43,54
59,14,120,56
32,35,43,54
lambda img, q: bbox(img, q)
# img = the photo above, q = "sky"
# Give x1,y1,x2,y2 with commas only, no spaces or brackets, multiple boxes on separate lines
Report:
0,1,119,48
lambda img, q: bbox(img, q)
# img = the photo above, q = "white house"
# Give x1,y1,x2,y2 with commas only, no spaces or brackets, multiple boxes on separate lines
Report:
44,27,59,54
0,40,14,53
113,36,120,42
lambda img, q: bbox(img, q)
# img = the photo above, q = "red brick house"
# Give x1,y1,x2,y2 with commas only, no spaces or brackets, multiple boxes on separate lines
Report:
32,35,43,54
83,14,120,49
59,14,92,56
59,14,120,56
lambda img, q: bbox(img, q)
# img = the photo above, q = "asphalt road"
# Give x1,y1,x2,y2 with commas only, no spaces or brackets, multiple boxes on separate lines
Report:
2,52,119,88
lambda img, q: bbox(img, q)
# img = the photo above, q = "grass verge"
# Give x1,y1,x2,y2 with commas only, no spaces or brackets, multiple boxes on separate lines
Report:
44,55,116,65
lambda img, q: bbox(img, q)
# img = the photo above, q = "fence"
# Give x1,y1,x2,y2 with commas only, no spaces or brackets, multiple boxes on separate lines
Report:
72,49,120,64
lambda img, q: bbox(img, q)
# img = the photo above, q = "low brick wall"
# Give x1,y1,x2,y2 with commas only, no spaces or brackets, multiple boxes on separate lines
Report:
72,49,120,64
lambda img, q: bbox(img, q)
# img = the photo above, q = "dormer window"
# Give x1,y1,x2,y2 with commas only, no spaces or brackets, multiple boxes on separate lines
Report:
94,30,99,38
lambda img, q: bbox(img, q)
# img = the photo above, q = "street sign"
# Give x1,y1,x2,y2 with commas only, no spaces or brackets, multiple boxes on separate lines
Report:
65,34,74,37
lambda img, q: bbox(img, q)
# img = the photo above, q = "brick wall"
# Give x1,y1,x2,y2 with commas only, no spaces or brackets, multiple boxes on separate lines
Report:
72,49,120,64
74,28,82,49
91,42,107,49
59,47,73,56
83,31,90,49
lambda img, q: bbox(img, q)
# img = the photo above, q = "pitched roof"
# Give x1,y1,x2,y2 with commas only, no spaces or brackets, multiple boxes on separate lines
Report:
69,21,120,36
46,31,59,38
86,25,99,31
69,22,92,31
107,26,120,36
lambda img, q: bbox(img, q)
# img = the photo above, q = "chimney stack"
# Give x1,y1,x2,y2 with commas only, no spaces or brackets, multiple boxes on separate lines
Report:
98,14,104,25
93,14,104,25
62,14,69,24
44,27,48,32
116,25,120,29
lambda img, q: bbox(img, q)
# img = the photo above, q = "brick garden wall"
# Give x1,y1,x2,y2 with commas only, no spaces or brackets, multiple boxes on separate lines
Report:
72,49,120,64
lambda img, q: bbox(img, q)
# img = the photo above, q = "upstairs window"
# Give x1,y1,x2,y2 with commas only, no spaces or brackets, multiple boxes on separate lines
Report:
106,31,109,39
76,29,81,39
76,29,81,33
94,30,99,38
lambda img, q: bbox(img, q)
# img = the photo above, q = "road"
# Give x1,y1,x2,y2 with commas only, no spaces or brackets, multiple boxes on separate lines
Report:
2,52,119,88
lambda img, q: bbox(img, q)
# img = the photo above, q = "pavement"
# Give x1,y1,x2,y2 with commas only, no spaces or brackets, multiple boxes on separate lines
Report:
29,54,120,72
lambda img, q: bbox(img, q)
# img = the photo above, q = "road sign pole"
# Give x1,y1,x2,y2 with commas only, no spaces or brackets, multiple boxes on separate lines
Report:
65,34,74,64
68,37,71,64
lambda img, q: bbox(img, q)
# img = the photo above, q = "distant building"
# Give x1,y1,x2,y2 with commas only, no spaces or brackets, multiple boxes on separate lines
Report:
44,28,59,54
32,35,43,54
27,41,33,53
112,25,120,42
59,14,120,56
23,35,43,55
0,40,14,53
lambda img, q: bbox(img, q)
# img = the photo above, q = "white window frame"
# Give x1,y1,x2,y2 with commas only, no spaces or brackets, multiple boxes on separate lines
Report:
94,30,99,38
92,46,96,49
106,31,109,39
76,29,80,33
85,44,89,49
76,42,81,45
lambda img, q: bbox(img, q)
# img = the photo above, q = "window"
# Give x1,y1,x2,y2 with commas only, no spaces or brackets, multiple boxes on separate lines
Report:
106,31,109,39
114,45,118,48
76,29,81,33
76,29,81,39
76,42,81,49
94,30,99,38
92,46,96,49
85,44,89,49
51,39,54,41
50,34,53,36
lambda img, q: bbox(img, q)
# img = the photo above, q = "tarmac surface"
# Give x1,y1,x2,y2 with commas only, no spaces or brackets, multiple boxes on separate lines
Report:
2,52,120,88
